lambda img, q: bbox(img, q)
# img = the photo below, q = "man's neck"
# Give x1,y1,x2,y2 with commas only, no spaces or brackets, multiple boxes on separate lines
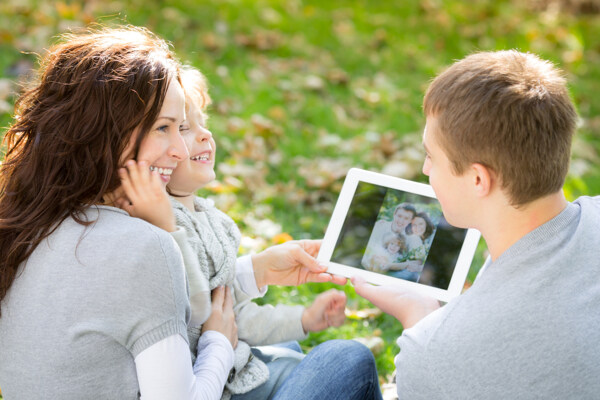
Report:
480,191,568,261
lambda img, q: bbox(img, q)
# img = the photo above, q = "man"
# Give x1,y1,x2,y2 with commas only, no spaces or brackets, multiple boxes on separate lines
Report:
353,50,600,398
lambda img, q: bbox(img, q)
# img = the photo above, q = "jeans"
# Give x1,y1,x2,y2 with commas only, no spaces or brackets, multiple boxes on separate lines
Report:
232,340,382,400
232,341,306,400
275,339,382,400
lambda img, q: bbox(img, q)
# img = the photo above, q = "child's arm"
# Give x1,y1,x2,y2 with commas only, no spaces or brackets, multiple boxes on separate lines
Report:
250,240,347,287
117,160,176,232
233,285,346,346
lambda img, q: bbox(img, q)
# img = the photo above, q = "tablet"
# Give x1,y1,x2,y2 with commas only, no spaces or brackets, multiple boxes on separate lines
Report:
318,168,481,302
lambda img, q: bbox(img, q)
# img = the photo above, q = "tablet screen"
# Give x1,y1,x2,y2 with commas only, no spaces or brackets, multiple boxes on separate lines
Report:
330,181,468,290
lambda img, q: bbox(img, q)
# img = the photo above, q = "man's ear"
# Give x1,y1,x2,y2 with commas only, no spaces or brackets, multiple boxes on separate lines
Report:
471,163,493,198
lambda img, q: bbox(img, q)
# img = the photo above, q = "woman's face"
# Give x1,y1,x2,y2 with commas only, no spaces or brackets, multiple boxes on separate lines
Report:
412,216,427,237
135,80,188,187
392,208,414,232
168,105,216,195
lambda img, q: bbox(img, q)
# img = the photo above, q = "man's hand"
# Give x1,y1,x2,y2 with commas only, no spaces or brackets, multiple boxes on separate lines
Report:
301,289,347,333
116,160,176,232
351,276,440,329
251,240,347,287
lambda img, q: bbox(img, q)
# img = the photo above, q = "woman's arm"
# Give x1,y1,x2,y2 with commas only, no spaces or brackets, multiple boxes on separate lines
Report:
135,332,233,400
135,286,237,400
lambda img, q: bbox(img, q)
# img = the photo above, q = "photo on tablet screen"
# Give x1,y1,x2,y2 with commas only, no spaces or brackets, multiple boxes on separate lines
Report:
330,182,468,290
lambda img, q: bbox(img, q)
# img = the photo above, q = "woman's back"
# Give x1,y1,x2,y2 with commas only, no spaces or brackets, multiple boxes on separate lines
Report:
0,206,190,399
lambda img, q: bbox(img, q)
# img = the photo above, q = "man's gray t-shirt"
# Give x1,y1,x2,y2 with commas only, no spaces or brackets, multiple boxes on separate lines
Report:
0,206,190,399
396,196,600,398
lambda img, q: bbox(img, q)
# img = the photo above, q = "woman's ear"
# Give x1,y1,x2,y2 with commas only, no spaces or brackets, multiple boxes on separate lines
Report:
471,163,493,198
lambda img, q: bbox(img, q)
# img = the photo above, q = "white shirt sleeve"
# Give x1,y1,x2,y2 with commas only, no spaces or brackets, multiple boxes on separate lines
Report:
235,255,267,298
135,331,234,400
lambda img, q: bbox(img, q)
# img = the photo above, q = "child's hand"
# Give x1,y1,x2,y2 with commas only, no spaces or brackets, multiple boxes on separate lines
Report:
116,160,176,232
301,289,347,333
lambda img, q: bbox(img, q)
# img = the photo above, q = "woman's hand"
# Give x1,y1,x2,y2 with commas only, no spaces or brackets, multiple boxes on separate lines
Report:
116,160,176,232
202,286,238,349
251,240,347,287
351,276,440,329
301,289,347,333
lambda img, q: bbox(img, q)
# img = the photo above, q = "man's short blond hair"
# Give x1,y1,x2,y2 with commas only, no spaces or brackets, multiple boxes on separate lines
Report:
424,50,577,206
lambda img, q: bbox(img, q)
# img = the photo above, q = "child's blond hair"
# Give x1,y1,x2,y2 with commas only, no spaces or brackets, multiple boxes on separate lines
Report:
180,65,212,119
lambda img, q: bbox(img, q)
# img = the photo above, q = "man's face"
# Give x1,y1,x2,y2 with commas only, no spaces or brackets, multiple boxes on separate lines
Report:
393,209,414,232
422,115,471,228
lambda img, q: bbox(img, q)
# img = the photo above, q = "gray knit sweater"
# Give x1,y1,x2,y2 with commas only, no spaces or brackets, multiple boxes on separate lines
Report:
170,197,306,398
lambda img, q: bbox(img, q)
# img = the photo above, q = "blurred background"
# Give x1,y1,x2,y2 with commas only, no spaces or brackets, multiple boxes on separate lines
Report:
1,0,598,393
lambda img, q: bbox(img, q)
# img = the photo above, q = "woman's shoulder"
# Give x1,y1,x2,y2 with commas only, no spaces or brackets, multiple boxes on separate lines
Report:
405,234,423,249
71,205,181,261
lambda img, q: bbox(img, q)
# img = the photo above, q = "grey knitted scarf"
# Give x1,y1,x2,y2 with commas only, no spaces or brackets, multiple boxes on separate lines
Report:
171,197,240,290
171,197,269,399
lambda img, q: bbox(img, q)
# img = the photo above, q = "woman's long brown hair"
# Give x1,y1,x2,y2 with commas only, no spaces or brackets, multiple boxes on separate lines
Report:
0,26,180,316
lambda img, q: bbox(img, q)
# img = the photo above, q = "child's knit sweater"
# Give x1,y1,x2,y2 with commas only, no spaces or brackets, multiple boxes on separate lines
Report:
170,197,306,398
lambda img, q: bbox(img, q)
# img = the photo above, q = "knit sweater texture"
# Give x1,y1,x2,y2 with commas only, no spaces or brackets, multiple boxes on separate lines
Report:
171,197,306,399
0,206,190,399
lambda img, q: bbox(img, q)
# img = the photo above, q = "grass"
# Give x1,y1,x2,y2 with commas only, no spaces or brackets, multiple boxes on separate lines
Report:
0,0,599,391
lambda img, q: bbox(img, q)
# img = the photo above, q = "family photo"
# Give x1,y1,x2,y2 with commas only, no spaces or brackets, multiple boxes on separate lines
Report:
0,0,598,399
361,195,442,283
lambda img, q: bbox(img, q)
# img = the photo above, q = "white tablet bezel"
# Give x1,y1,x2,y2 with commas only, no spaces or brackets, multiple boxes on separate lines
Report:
318,168,481,303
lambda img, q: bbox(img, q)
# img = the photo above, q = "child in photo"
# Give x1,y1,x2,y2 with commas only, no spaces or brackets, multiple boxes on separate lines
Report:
363,233,408,273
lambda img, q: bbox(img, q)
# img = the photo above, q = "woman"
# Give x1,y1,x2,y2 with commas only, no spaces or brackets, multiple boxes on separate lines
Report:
405,212,435,249
0,27,380,399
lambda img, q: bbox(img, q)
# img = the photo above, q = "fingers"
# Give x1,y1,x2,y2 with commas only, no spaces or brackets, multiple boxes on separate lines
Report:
223,286,233,312
291,245,327,275
211,285,225,309
350,276,379,304
297,239,322,257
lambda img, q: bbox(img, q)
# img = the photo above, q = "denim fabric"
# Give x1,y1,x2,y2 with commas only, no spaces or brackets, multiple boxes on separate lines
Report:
232,340,382,400
231,341,305,400
274,340,382,400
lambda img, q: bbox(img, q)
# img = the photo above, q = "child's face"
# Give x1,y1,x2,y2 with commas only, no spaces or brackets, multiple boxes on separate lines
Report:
168,105,216,195
422,116,472,228
412,216,427,237
387,241,401,254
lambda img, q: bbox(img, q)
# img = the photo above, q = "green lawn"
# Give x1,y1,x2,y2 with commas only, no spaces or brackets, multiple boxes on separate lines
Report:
1,0,599,392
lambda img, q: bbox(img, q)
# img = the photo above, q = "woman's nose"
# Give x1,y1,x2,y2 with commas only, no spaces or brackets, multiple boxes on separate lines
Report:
168,130,189,161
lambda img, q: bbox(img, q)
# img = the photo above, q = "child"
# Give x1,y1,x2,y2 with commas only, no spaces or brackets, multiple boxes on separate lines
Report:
124,66,349,400
363,232,407,273
353,50,600,398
